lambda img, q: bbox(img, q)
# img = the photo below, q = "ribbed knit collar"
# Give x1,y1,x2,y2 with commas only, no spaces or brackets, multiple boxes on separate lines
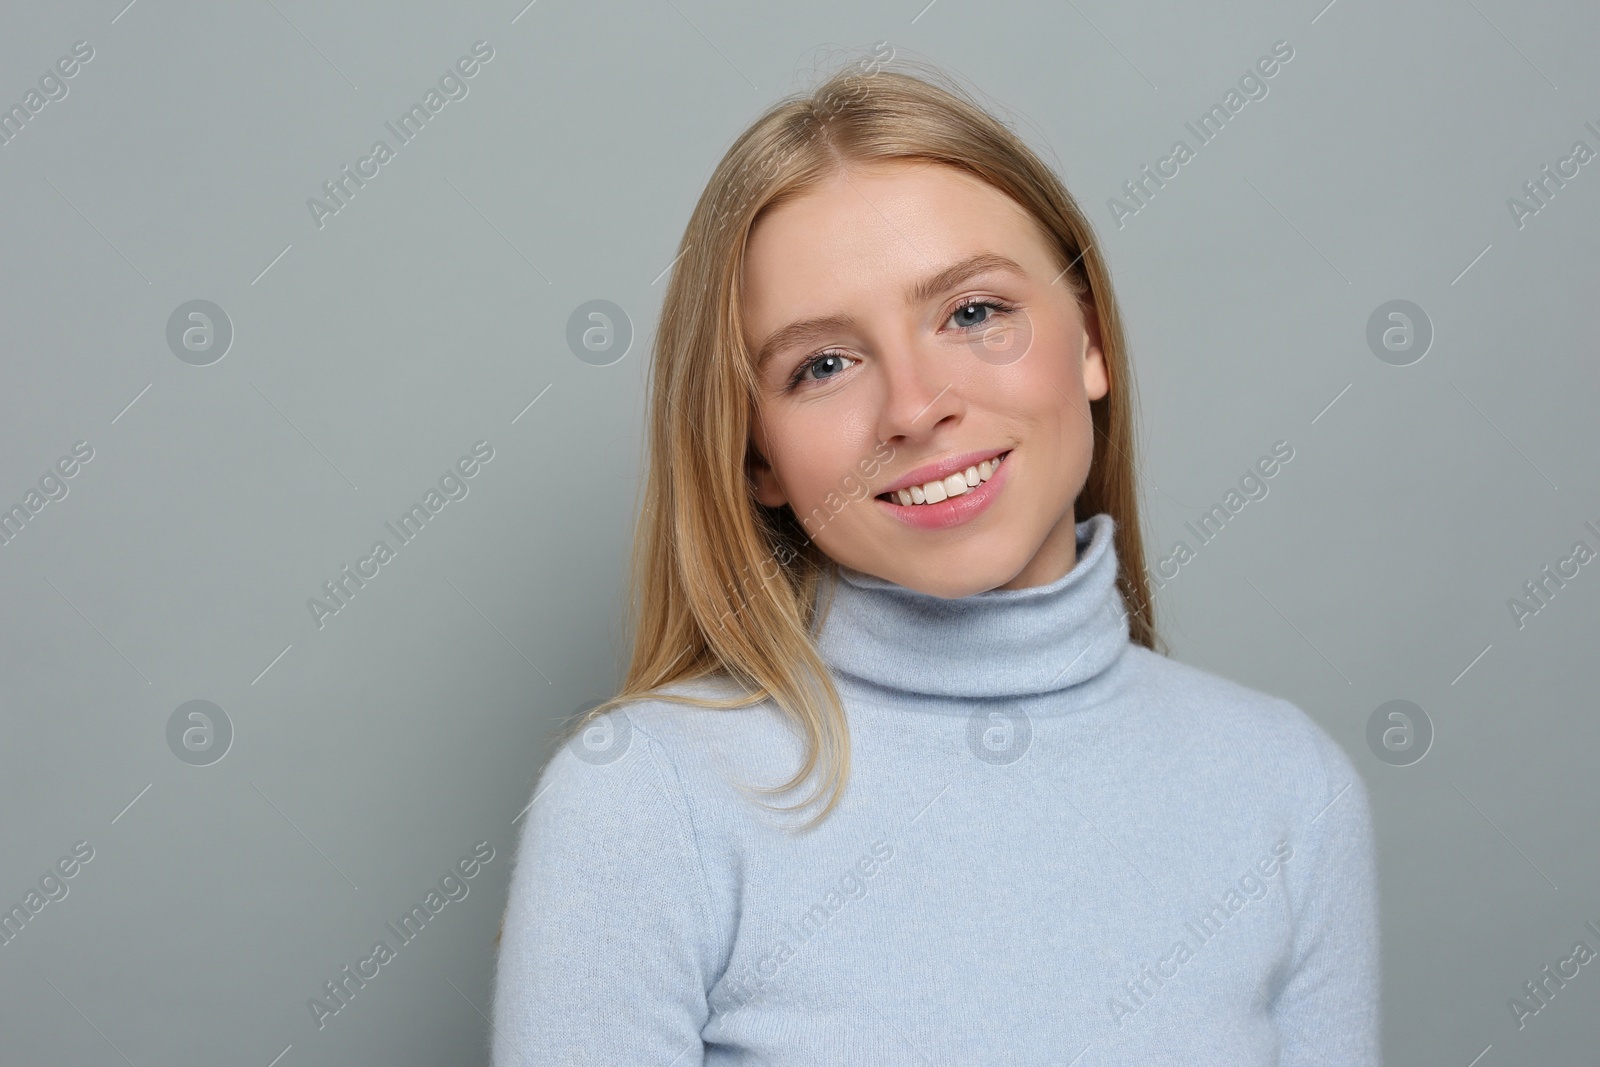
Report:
812,512,1131,701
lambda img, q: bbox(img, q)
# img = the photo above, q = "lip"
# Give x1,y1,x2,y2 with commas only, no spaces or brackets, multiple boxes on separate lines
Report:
876,447,1012,496
876,449,1012,530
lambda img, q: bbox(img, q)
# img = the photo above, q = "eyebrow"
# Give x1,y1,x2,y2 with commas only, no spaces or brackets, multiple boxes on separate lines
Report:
752,251,1030,373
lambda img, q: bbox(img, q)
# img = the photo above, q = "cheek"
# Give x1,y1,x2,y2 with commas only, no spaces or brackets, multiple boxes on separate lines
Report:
766,414,859,503
989,341,1088,442
1012,328,1087,405
781,451,876,545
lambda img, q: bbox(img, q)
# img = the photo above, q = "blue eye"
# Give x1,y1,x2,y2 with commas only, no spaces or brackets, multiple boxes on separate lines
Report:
786,351,858,391
949,298,1015,330
783,298,1020,393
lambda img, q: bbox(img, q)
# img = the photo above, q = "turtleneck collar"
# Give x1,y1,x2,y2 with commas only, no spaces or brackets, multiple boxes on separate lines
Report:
811,512,1131,702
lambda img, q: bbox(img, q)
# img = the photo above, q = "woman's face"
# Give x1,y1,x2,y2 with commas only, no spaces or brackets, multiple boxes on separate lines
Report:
741,159,1108,598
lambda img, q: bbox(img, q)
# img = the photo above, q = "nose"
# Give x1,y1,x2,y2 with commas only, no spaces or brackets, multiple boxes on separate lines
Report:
874,333,964,444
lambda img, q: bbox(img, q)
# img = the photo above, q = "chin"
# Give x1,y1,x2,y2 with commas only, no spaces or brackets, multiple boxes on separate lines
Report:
893,568,1003,600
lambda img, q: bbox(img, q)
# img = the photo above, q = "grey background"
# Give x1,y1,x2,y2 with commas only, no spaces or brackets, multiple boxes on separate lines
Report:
1,0,1596,1063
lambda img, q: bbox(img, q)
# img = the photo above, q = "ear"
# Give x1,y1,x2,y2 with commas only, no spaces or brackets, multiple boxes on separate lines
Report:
1079,304,1109,403
747,424,789,508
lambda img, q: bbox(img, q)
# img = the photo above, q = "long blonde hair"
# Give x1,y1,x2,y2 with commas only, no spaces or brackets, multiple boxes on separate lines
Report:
558,53,1161,833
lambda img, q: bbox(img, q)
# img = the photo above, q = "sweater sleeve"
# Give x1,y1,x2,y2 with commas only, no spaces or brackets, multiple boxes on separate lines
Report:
1271,714,1383,1065
490,712,721,1066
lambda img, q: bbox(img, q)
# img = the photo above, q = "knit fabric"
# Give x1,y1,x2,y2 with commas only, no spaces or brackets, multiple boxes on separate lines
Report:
491,512,1381,1065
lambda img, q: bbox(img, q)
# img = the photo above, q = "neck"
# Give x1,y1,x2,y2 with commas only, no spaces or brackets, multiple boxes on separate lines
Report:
996,507,1083,590
811,512,1131,704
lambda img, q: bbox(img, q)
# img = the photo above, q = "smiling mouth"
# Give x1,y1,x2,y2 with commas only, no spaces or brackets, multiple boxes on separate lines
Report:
877,450,1011,506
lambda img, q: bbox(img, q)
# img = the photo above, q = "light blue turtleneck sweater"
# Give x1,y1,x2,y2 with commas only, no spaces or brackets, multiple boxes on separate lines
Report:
491,513,1381,1065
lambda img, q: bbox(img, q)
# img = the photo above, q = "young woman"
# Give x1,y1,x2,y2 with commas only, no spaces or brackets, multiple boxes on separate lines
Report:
491,56,1380,1066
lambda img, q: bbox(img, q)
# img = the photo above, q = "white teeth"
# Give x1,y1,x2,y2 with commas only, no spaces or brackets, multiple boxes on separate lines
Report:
886,452,1007,506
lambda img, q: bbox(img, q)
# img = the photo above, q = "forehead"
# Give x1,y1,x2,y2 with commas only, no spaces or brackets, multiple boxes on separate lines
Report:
740,161,1053,321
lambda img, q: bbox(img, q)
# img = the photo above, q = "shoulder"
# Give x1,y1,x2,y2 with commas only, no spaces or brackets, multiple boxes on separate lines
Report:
1122,644,1367,823
596,675,808,781
535,675,805,835
510,682,752,928
522,678,792,938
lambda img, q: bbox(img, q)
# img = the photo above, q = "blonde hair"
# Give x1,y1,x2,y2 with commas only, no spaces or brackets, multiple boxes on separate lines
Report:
557,53,1161,833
